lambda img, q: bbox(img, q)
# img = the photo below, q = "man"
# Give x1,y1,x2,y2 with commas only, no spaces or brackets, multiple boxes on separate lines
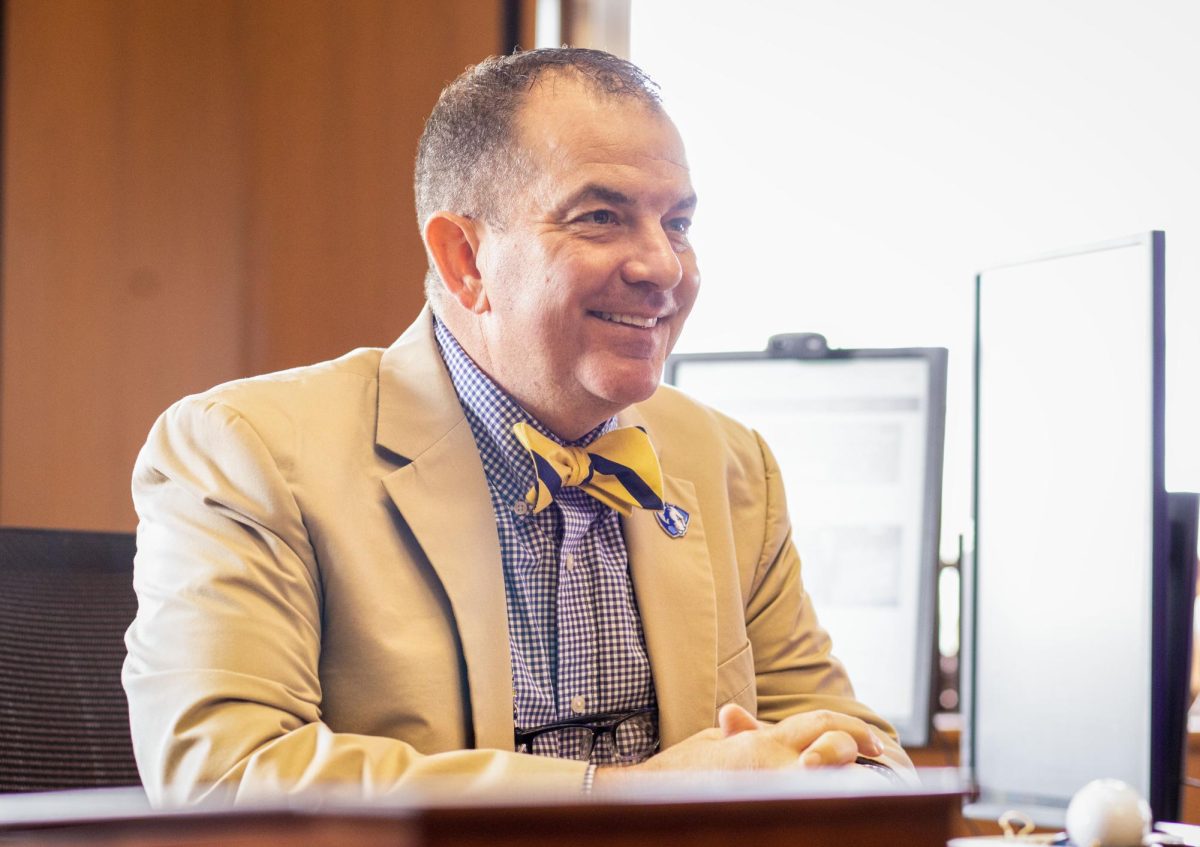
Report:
124,48,912,806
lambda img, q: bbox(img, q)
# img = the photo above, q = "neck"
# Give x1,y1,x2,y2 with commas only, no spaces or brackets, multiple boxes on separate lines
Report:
436,312,616,442
521,403,613,444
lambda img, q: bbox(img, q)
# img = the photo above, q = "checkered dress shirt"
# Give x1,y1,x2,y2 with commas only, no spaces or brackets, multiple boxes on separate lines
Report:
433,318,658,765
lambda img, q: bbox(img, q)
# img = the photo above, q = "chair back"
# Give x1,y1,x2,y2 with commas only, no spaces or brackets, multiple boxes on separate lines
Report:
0,527,141,792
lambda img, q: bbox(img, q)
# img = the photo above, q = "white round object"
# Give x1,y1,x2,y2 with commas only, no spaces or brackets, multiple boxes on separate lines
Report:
1065,779,1152,847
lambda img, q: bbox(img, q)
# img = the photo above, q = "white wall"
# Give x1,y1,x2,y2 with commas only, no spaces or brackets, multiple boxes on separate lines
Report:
631,0,1200,554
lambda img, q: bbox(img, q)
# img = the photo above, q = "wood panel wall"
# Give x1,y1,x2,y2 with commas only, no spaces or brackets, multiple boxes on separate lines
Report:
1,0,508,532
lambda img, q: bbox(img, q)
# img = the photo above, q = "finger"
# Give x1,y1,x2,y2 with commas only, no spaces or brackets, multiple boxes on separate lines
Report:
771,710,884,758
718,703,761,737
798,730,859,768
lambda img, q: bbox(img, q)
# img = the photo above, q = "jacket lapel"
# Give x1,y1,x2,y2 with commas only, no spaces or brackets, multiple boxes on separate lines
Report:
373,312,717,751
376,311,514,751
620,412,718,747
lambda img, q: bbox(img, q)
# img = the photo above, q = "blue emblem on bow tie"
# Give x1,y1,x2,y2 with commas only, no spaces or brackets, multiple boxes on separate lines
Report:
656,502,689,538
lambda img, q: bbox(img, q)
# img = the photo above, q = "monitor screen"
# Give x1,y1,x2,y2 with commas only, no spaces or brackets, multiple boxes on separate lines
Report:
668,345,947,746
966,232,1172,825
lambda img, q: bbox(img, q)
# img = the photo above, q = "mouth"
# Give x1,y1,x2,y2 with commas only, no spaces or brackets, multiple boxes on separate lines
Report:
590,311,661,329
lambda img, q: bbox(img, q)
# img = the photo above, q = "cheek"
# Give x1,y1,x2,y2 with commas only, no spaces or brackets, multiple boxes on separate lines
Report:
682,254,701,293
676,267,701,318
547,243,614,291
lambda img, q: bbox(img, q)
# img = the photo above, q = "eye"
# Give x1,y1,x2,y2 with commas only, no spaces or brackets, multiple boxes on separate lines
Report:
580,209,618,225
666,217,692,234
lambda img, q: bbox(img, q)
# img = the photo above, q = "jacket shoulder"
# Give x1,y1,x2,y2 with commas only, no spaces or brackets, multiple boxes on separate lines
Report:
633,383,764,475
145,348,387,471
180,348,385,416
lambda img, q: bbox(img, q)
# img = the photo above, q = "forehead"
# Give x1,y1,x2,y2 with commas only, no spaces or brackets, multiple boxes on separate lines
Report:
513,76,692,206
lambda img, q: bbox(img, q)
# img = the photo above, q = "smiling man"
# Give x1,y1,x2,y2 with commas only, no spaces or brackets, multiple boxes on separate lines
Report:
420,74,699,440
123,48,912,805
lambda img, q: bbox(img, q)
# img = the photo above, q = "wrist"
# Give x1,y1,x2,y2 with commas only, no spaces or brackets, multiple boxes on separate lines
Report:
590,763,642,789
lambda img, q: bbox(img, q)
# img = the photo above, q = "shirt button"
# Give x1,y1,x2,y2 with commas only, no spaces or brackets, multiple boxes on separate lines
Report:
565,553,576,571
570,694,586,714
512,500,530,517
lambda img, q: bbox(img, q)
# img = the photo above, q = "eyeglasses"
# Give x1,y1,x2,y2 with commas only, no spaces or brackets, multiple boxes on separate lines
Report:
514,707,660,765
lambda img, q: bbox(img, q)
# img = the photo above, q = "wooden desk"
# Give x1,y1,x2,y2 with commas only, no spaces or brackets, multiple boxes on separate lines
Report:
0,775,965,847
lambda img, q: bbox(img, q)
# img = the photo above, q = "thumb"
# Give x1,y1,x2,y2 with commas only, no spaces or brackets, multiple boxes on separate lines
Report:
718,703,760,737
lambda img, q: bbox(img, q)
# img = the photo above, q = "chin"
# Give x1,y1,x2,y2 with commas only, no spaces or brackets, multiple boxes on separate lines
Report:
585,368,662,412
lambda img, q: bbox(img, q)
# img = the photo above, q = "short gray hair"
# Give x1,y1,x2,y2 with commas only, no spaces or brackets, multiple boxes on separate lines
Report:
414,48,663,309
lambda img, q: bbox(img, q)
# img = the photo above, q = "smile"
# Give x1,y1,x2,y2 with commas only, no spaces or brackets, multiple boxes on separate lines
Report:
591,311,659,328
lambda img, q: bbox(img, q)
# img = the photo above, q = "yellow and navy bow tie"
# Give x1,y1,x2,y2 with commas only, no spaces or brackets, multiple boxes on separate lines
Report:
512,422,665,517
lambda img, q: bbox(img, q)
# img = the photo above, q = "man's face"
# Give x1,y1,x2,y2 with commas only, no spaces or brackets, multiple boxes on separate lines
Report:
470,78,700,439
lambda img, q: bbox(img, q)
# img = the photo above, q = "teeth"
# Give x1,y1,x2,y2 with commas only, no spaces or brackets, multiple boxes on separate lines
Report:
595,312,658,328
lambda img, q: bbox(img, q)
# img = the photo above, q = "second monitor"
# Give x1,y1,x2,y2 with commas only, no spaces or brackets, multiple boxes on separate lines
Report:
667,338,947,746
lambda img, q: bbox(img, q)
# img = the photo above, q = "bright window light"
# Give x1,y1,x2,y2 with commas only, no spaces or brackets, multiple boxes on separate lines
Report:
630,0,1200,554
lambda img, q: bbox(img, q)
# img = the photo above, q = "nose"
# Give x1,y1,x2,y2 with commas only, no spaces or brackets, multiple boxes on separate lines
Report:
621,224,684,290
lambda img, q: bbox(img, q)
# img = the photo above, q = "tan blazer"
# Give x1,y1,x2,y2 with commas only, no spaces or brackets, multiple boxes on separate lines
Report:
123,310,911,805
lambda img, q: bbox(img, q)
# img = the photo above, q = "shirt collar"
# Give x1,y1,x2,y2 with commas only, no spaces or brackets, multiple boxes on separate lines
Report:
433,316,616,493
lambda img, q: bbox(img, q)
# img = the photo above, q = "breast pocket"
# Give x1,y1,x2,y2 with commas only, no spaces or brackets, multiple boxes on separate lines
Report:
714,642,756,718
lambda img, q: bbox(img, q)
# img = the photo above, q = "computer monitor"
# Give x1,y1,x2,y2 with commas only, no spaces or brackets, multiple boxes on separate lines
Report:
964,231,1196,825
666,337,947,746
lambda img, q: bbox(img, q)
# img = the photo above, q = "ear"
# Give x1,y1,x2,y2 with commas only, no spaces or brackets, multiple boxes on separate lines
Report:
423,212,490,313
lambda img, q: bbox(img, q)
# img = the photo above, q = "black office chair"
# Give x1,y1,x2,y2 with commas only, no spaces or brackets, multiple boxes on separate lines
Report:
0,527,142,792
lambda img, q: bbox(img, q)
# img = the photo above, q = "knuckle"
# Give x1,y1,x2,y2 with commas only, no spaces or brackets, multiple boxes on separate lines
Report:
812,710,836,731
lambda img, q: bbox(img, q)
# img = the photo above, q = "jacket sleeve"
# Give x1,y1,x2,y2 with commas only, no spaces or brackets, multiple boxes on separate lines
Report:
742,431,916,779
123,396,586,806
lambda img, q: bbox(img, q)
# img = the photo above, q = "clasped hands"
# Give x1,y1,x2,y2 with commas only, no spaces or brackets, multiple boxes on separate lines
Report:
593,704,885,787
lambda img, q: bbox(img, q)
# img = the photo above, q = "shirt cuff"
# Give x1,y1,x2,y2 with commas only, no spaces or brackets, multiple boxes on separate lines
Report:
582,763,599,793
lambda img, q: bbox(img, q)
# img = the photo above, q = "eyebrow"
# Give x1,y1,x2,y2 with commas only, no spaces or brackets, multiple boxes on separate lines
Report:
558,184,633,212
668,193,699,215
554,184,698,216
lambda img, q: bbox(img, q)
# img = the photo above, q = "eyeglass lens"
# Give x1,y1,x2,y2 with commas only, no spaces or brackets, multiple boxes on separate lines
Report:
525,711,658,764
